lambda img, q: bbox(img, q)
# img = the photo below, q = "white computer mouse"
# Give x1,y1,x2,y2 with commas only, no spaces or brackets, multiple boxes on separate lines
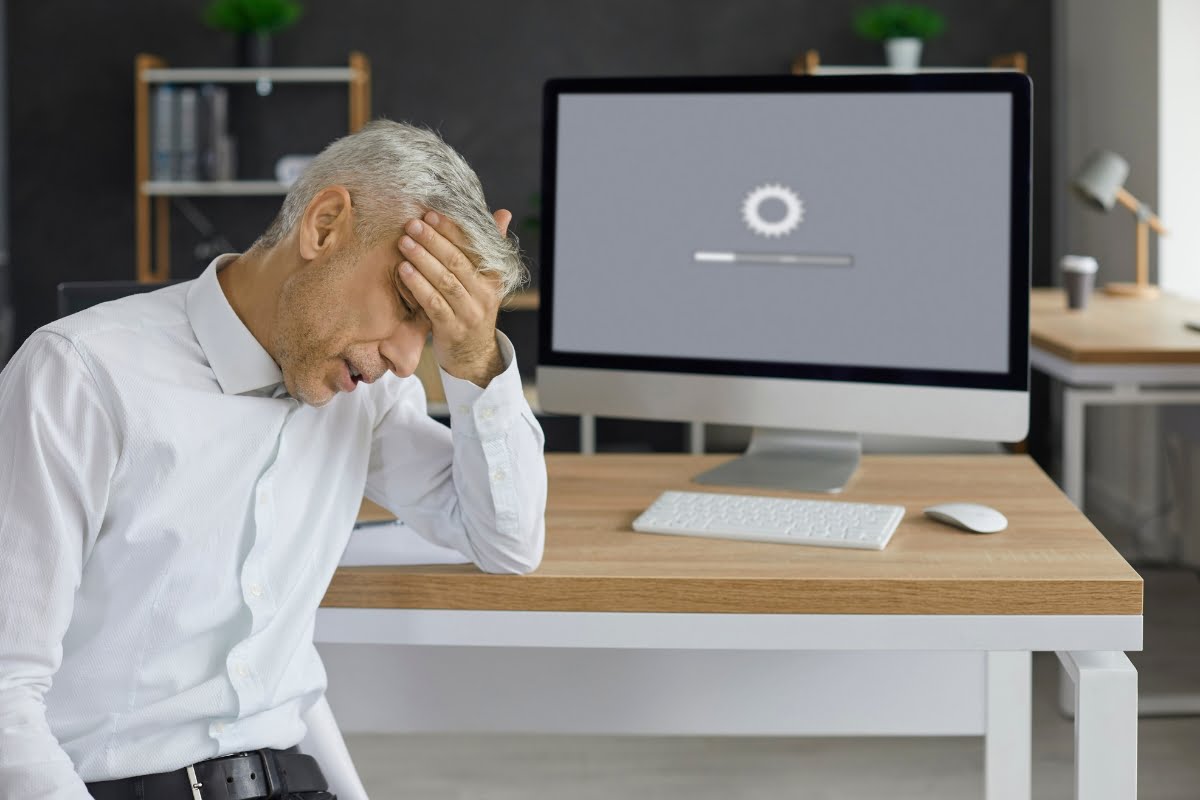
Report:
923,503,1008,534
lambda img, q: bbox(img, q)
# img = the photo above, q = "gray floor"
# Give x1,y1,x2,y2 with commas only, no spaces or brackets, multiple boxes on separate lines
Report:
344,568,1200,799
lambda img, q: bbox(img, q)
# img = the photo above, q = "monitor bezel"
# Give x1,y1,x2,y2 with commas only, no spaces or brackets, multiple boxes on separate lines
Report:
538,73,1032,393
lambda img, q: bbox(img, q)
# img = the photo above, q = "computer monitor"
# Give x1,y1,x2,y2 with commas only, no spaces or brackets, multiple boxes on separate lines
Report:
537,73,1031,492
58,280,183,318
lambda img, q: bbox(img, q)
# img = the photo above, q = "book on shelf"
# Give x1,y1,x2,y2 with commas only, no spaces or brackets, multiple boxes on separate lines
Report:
176,88,198,181
149,83,234,183
150,85,176,181
199,84,233,181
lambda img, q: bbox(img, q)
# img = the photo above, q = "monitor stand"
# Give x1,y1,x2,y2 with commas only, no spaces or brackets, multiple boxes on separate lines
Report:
693,428,862,494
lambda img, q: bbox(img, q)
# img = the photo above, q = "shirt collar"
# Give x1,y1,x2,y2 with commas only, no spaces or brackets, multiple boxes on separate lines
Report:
186,254,286,396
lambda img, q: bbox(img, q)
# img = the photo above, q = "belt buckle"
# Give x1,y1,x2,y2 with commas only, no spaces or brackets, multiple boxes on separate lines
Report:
185,764,204,800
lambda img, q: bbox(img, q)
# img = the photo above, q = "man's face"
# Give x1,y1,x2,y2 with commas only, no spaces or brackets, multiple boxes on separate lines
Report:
272,238,432,407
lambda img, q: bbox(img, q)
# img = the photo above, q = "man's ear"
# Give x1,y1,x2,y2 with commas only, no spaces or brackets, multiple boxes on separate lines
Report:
297,186,353,261
493,208,513,238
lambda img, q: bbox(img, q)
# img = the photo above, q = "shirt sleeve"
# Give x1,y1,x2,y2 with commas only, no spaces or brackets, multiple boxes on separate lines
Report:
0,332,120,798
364,332,547,574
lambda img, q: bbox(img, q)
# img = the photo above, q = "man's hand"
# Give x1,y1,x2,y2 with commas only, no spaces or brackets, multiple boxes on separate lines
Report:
397,209,513,387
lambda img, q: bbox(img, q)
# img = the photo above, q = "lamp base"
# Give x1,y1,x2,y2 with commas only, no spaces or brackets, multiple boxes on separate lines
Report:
1103,282,1160,299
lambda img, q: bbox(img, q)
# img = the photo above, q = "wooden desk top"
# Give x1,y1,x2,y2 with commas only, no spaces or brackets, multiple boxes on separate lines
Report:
1031,287,1200,364
327,454,1141,616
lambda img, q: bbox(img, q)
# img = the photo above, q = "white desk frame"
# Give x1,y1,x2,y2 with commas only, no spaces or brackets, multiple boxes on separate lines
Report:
316,608,1140,800
1030,347,1200,510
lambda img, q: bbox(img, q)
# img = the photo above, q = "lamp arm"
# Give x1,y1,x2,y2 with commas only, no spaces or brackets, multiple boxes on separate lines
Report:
1146,212,1168,236
1114,187,1168,235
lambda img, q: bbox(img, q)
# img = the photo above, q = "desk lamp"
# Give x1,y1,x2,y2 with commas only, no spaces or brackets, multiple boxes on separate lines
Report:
1073,150,1168,298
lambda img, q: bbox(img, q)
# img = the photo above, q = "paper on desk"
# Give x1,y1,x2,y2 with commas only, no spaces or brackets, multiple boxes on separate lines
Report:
339,522,471,566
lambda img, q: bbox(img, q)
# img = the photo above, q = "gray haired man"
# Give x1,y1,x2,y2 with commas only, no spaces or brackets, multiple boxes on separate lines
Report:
0,120,547,799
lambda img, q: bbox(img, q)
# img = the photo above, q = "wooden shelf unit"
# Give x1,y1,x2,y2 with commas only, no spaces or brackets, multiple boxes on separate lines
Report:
134,52,372,282
503,288,539,312
141,66,358,84
791,49,1027,76
141,180,291,196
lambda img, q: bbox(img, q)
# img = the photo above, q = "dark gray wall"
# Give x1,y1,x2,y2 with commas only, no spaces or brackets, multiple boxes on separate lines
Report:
8,0,1052,349
0,0,10,363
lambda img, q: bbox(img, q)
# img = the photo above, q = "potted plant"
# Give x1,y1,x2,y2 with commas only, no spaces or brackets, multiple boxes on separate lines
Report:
853,3,946,71
203,0,304,69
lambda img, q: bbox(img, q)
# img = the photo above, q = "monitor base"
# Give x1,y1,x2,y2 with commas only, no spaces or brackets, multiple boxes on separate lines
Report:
693,428,862,494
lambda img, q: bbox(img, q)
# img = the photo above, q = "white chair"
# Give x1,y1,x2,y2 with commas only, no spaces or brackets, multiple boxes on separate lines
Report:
300,695,370,800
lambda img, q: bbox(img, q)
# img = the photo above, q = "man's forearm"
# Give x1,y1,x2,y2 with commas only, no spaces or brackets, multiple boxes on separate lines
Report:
442,338,506,389
0,688,93,800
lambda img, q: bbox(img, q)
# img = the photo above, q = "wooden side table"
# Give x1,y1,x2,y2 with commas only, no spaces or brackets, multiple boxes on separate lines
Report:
1030,288,1200,511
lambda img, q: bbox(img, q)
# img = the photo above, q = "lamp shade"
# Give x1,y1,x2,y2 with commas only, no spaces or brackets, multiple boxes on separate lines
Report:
1073,150,1130,212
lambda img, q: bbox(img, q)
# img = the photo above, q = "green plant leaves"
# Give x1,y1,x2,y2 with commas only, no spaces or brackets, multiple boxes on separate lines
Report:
203,0,304,34
853,3,946,41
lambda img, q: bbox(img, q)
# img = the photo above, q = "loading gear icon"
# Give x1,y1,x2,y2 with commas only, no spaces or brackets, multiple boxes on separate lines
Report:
742,183,804,238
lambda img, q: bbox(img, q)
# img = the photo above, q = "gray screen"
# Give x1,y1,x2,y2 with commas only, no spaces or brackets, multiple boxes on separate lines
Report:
551,92,1013,374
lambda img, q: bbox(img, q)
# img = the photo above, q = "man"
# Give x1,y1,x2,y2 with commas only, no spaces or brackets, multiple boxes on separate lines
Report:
0,120,547,799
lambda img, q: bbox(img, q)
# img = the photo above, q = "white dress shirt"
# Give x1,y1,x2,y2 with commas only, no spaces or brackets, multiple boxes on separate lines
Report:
0,255,546,797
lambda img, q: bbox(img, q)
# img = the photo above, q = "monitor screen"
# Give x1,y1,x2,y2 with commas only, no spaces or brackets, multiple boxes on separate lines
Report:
540,75,1030,392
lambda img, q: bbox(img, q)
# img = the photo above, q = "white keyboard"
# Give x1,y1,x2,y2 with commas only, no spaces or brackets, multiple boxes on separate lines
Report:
632,490,905,551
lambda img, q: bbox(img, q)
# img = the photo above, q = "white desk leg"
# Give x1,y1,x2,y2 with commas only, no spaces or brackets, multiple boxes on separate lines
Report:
1060,663,1077,717
1062,387,1086,508
985,651,1031,800
1057,651,1138,800
580,414,596,455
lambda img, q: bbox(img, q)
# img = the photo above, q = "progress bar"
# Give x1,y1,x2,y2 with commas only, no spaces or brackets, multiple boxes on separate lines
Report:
693,251,854,267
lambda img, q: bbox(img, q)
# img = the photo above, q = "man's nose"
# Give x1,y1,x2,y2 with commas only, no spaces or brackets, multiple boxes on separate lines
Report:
380,324,428,377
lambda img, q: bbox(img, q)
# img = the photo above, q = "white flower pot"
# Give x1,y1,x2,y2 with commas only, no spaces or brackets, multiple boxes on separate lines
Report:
885,37,923,71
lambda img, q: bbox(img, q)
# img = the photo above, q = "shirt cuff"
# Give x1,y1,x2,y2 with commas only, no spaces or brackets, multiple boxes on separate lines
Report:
439,331,525,439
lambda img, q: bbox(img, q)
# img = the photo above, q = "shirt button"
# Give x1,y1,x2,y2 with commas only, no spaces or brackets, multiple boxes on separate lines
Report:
480,407,495,420
212,722,225,734
492,469,506,482
250,583,264,598
235,662,251,678
257,493,267,506
457,405,471,415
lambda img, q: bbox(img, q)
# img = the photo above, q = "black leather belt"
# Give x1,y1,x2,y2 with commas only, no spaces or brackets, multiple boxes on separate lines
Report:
86,747,331,800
